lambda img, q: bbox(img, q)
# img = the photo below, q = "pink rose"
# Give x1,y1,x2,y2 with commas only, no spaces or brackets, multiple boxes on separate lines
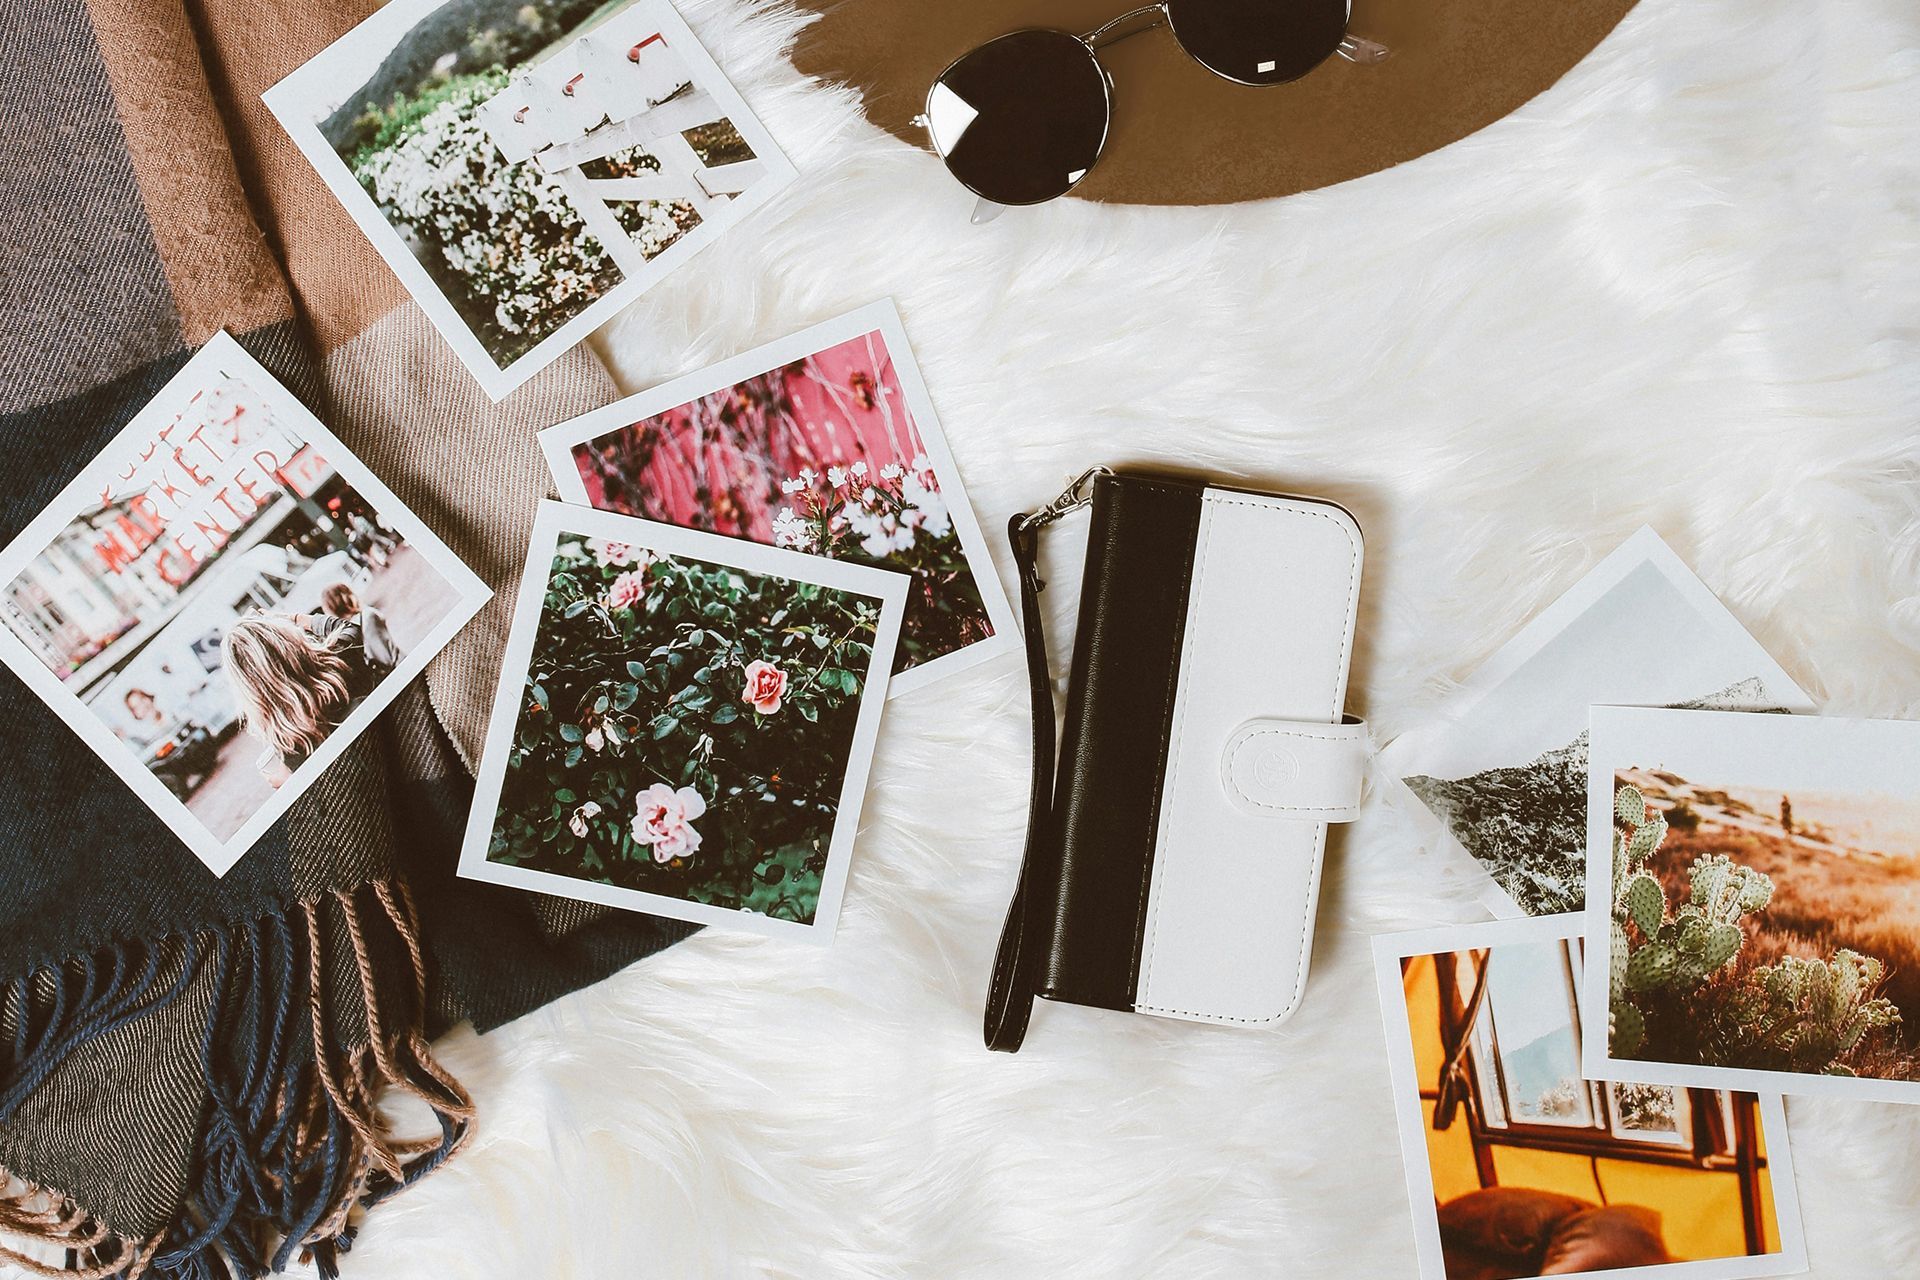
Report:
631,783,706,862
606,569,646,611
593,540,639,568
742,659,787,715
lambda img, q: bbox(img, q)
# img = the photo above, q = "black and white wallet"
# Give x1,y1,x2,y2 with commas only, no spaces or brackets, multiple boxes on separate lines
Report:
986,469,1366,1052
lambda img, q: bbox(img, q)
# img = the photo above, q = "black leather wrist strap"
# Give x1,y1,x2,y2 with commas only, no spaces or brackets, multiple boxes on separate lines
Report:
983,512,1056,1053
985,467,1109,1053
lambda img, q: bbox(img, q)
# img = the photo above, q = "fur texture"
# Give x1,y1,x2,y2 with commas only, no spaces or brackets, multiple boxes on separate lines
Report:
312,0,1918,1274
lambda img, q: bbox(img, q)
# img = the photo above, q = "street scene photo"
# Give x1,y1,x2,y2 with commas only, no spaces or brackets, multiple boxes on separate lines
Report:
0,335,487,870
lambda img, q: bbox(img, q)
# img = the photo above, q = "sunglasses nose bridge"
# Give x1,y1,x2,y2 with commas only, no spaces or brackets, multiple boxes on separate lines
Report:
1081,3,1171,52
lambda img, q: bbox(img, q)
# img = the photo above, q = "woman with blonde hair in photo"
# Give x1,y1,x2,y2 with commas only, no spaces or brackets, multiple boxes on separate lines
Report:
222,614,378,786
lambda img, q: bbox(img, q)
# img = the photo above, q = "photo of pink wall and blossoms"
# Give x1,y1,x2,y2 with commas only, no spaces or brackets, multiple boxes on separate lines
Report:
484,532,882,922
566,328,993,675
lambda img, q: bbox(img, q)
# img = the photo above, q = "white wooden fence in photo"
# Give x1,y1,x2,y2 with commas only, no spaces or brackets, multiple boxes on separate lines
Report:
477,18,766,263
563,90,767,218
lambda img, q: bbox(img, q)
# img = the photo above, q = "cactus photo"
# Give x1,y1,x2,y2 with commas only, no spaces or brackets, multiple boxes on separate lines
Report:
1584,707,1920,1101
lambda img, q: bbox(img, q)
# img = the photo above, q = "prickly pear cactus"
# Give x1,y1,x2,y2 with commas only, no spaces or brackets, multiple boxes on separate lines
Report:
1606,782,1773,1056
1739,951,1903,1074
1604,781,1901,1075
1623,873,1664,937
1610,1001,1647,1057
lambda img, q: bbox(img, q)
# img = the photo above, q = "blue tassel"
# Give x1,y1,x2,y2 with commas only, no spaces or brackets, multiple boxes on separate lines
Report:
2,882,471,1280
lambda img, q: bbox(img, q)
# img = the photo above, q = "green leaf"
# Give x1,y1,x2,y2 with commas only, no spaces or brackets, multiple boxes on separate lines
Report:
563,744,584,768
651,715,677,740
797,701,819,723
555,788,576,804
564,599,592,618
711,703,740,725
628,660,648,679
558,723,584,743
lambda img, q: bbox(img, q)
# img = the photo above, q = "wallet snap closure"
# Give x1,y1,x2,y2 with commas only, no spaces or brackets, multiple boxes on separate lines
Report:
1220,716,1368,820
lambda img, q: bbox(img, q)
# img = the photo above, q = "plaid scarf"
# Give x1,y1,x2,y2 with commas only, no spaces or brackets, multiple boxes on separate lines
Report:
0,0,693,1274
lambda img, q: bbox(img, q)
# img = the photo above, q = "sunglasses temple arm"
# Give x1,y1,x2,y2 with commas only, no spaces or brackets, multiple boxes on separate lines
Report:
1336,32,1391,65
1083,3,1170,52
971,198,1009,225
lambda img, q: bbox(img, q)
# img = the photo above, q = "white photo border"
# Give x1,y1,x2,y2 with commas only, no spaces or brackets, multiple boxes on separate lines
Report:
263,0,798,402
1372,913,1808,1280
537,298,1019,698
1582,705,1920,1104
456,500,906,942
0,331,491,876
1380,526,1813,917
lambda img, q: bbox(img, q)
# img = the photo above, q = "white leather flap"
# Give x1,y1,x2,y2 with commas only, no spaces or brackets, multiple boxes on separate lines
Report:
1133,489,1362,1028
1221,716,1367,821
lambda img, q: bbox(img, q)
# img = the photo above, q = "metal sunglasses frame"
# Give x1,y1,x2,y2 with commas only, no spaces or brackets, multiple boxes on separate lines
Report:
915,1,1390,222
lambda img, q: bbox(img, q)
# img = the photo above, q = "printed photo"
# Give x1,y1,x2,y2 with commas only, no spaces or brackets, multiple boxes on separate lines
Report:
1382,528,1810,918
540,300,1018,696
1583,707,1920,1104
265,0,796,400
0,333,489,874
458,501,905,939
1374,916,1805,1280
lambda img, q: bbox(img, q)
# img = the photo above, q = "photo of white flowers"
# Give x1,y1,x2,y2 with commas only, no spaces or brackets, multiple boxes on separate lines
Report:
265,0,795,400
457,502,906,939
539,300,1018,697
0,333,488,875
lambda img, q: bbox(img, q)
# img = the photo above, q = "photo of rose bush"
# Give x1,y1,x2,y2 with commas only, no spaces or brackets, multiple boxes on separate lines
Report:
486,533,880,922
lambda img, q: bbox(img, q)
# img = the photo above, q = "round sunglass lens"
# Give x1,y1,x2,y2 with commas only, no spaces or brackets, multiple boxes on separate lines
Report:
925,30,1109,206
1166,0,1349,86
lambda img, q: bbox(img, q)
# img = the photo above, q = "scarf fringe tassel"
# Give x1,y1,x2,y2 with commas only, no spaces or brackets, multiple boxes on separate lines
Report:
0,879,473,1279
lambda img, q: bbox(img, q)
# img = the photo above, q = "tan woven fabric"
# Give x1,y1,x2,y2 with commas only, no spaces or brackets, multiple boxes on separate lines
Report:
323,311,616,763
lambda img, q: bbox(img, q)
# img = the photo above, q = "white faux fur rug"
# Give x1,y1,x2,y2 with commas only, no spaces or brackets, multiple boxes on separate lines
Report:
328,0,1920,1274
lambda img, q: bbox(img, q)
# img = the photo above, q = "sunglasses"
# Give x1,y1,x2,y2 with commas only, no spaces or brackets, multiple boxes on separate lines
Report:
916,1,1389,220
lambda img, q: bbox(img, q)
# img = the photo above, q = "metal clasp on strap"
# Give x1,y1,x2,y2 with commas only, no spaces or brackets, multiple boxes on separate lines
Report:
1012,467,1111,596
1017,466,1112,535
